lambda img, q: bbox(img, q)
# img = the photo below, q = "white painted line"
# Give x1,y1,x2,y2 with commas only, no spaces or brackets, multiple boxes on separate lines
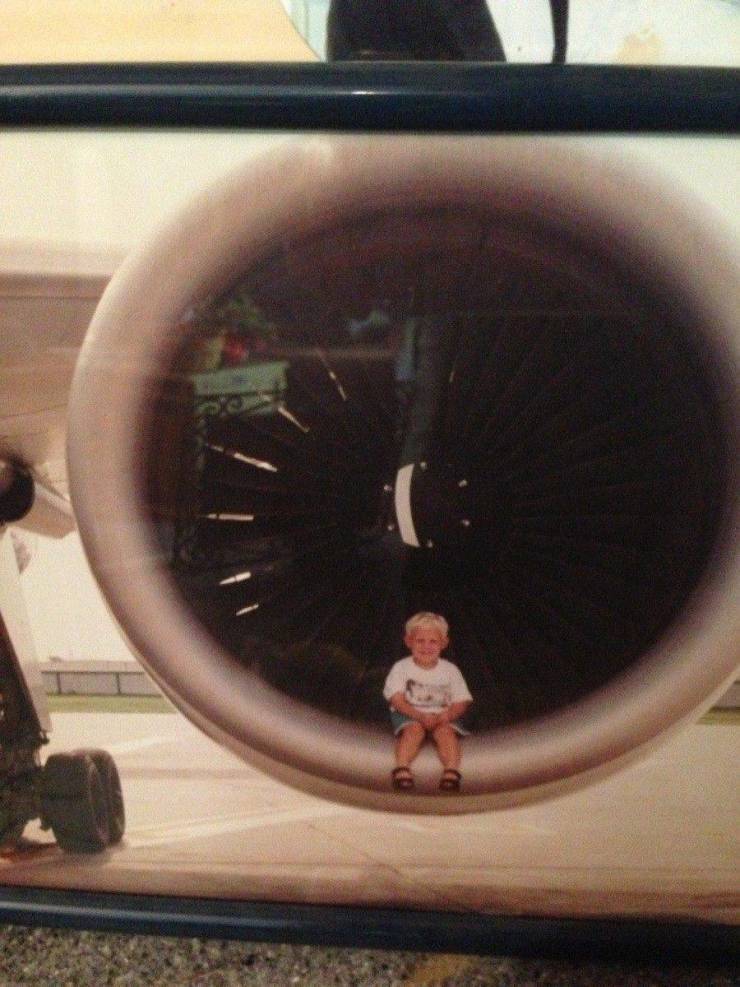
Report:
278,404,310,433
127,804,352,849
102,736,177,757
391,818,554,837
318,350,348,400
394,463,420,547
203,513,255,522
206,443,278,473
219,570,253,585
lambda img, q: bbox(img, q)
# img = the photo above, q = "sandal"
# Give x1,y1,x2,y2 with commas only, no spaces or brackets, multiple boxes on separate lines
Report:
439,769,462,792
391,767,415,791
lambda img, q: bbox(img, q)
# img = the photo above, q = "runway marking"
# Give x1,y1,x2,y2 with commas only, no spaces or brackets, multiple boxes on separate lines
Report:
101,735,178,756
127,803,352,849
390,819,432,834
391,818,555,837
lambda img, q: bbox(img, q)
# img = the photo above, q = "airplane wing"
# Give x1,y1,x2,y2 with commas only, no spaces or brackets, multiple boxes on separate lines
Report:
0,243,121,536
1,0,317,536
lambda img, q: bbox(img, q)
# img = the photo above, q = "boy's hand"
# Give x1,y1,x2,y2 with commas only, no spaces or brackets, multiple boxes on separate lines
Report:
421,712,449,730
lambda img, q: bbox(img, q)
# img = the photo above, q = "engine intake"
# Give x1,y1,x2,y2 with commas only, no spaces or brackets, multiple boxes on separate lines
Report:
67,138,739,811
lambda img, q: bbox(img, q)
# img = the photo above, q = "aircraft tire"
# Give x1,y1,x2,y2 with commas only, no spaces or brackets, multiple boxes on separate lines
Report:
83,749,125,845
41,752,111,853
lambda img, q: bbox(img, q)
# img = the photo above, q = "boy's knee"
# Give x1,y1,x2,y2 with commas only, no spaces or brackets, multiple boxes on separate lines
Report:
402,721,426,740
432,723,457,741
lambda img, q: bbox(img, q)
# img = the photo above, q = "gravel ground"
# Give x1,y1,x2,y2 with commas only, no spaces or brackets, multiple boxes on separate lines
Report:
0,927,736,986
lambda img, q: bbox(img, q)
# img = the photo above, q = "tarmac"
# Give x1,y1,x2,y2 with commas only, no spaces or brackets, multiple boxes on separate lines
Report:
0,706,737,982
2,709,737,924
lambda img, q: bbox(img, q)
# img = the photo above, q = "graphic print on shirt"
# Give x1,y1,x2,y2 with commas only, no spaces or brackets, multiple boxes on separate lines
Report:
405,678,452,709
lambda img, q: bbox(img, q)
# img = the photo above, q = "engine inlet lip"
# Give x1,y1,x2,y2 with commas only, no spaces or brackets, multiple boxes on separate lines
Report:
67,137,739,811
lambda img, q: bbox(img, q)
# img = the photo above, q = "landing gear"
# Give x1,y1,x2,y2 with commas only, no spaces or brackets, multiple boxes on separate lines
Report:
1,527,126,855
87,749,125,845
41,749,124,853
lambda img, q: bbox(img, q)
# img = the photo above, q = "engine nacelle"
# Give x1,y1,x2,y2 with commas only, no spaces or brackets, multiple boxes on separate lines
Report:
66,137,739,812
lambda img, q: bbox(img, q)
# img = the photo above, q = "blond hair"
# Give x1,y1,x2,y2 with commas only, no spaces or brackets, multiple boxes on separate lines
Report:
404,611,449,640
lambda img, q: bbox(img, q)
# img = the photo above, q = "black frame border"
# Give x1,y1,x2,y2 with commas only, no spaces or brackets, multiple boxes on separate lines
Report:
0,888,738,964
0,64,738,131
0,61,738,960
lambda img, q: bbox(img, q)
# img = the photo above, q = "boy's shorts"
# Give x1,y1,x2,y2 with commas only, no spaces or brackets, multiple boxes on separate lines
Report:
390,710,470,736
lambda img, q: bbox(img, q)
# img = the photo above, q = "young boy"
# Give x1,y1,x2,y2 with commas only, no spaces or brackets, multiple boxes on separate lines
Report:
383,612,472,792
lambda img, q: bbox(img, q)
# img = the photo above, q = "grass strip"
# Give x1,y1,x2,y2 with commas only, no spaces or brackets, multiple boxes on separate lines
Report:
47,694,174,714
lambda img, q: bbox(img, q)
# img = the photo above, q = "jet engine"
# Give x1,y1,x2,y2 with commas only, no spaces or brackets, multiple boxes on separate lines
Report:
66,137,739,812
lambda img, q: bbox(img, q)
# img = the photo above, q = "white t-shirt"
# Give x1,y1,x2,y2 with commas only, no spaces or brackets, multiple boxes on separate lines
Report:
383,657,472,713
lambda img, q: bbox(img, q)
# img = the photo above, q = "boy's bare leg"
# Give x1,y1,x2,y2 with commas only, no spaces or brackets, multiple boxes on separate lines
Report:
395,721,426,768
432,724,461,771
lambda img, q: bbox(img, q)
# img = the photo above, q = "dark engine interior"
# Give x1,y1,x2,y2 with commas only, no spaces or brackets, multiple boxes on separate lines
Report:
146,206,728,732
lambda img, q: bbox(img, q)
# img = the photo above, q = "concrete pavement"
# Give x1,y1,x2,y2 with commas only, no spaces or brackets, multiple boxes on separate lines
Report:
1,708,736,924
